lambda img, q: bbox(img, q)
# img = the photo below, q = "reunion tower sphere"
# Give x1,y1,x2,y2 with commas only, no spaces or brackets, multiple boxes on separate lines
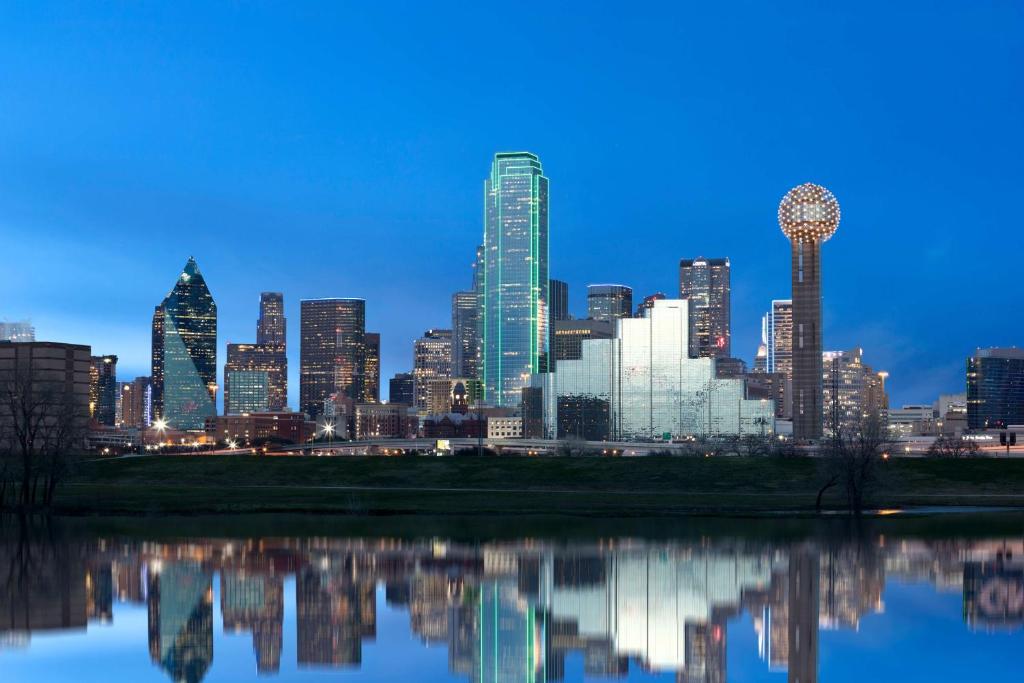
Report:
778,183,840,243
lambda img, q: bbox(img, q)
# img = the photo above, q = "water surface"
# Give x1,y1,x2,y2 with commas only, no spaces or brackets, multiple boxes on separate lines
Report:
1,515,1021,682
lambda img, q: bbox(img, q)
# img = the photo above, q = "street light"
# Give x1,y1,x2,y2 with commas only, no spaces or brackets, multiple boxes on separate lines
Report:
322,421,335,450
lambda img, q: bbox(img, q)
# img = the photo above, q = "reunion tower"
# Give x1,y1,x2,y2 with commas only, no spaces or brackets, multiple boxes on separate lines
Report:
778,183,840,441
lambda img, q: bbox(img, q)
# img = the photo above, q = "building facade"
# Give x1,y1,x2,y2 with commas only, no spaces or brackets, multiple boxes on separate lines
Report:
481,152,550,406
224,343,286,414
388,372,415,406
552,319,613,362
679,257,731,359
778,184,840,441
635,292,666,318
967,348,1024,429
822,348,888,435
364,332,380,403
224,369,270,414
119,376,152,429
205,412,314,445
764,299,793,378
299,298,366,418
587,284,632,322
256,292,286,346
549,279,569,322
534,299,774,440
89,354,118,426
413,329,452,412
151,257,217,430
451,292,479,380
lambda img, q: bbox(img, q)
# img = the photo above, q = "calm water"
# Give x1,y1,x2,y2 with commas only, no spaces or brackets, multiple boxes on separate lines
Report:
1,516,1022,682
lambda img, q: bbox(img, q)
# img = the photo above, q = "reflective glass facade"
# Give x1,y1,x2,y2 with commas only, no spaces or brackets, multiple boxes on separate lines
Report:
966,348,1024,429
482,152,549,406
587,284,632,322
224,369,270,414
679,258,731,359
451,291,479,379
536,300,774,439
151,257,217,430
299,298,366,418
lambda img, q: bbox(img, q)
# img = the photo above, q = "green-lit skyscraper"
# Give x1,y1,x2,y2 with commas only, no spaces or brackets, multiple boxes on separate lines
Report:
151,257,217,430
481,152,549,406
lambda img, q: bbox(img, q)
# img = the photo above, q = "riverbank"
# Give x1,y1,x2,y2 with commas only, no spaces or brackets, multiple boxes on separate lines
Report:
52,453,1024,517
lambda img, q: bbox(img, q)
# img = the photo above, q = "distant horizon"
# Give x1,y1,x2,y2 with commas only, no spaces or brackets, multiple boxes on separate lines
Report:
4,3,1022,408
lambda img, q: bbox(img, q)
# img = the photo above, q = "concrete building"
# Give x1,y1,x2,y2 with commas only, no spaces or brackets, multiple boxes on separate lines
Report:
354,403,415,439
487,416,523,439
205,412,314,445
552,319,613,362
822,348,888,435
413,329,452,412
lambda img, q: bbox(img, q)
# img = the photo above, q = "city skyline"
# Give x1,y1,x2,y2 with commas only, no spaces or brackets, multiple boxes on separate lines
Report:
3,3,1022,409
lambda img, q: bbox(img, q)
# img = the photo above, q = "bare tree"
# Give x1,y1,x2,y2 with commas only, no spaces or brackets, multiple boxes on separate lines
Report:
926,435,980,458
820,416,892,515
0,364,88,509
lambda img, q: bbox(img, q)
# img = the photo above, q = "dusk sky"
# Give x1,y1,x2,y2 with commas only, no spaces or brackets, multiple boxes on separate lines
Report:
3,2,1022,407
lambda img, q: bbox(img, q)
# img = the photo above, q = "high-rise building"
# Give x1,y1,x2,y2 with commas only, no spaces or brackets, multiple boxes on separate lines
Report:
778,184,840,441
299,298,366,418
587,284,632,322
764,300,793,378
451,292,479,379
549,279,570,322
364,332,380,403
388,372,415,406
151,257,217,430
0,321,35,342
679,257,731,359
224,294,288,413
822,348,888,435
413,329,452,411
0,341,91,451
89,355,118,426
256,292,286,346
966,348,1024,429
552,319,613,362
481,152,550,406
635,292,666,318
119,376,152,428
534,299,774,440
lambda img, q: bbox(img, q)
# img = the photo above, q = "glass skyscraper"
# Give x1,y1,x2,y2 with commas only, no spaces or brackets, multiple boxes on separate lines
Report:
451,291,479,379
299,298,366,418
481,152,549,406
966,348,1024,429
535,299,773,440
224,292,288,413
151,257,217,430
679,257,731,359
587,284,632,322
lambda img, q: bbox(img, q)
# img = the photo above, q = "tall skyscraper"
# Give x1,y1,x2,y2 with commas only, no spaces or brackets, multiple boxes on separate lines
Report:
413,329,452,411
549,279,570,322
299,298,366,418
0,321,35,342
679,257,731,359
778,183,840,441
823,348,888,435
966,348,1024,429
388,372,415,406
224,293,288,413
451,292,479,379
151,257,217,430
364,332,380,403
587,284,632,322
765,299,793,378
256,292,286,346
89,355,118,426
481,152,549,406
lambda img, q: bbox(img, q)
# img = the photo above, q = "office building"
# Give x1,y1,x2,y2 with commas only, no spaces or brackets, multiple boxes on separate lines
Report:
354,403,415,439
388,372,415,406
822,348,888,435
205,412,314,445
481,152,550,406
0,321,35,342
451,291,479,379
552,319,613,362
413,329,452,411
300,298,366,418
256,292,285,346
224,369,270,414
151,257,217,430
888,404,938,437
635,292,666,317
364,332,380,403
967,348,1024,429
89,355,118,426
778,184,840,441
679,257,731,359
549,279,570,321
425,377,482,415
764,299,793,378
119,376,152,428
0,341,92,452
587,284,632,322
534,299,774,440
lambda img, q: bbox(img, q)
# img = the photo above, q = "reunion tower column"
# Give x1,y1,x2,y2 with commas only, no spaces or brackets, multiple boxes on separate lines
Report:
778,183,840,442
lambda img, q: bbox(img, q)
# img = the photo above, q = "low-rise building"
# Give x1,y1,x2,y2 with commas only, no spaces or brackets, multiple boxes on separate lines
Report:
205,412,314,445
354,403,417,439
487,416,523,439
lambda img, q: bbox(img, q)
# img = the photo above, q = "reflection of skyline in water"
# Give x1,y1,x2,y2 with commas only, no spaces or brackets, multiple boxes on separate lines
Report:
1,534,1022,682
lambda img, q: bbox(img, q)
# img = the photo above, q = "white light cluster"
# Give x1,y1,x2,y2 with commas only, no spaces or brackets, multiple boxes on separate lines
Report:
778,183,840,243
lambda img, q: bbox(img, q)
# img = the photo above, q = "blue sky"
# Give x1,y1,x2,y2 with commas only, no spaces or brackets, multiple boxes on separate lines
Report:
2,2,1022,406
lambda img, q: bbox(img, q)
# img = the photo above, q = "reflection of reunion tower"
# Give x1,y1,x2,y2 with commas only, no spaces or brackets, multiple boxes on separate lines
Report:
778,184,840,441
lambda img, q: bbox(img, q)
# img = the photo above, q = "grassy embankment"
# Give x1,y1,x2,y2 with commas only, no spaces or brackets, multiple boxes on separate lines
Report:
55,454,1024,517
